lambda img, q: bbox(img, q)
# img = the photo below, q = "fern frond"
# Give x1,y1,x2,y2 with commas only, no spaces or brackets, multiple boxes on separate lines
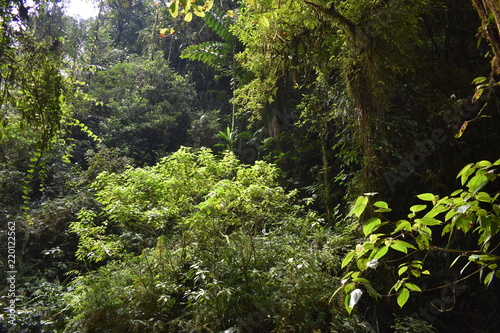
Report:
204,8,233,42
180,41,231,68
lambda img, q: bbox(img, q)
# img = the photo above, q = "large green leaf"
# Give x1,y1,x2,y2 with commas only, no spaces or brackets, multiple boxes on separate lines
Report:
342,250,356,269
348,196,369,218
467,174,488,193
363,217,382,236
397,287,410,308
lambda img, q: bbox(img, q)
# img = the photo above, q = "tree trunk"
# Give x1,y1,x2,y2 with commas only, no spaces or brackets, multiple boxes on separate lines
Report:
305,1,388,192
472,0,500,74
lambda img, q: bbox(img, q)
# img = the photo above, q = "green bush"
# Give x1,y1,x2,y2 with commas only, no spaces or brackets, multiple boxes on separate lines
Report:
64,147,344,332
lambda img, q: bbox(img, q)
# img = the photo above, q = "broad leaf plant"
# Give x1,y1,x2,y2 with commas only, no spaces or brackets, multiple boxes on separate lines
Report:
337,159,500,313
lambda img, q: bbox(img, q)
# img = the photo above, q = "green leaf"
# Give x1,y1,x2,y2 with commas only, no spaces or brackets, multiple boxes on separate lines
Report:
203,0,214,11
392,220,411,234
456,217,473,232
397,288,410,308
419,217,442,226
405,283,422,292
390,240,415,253
348,196,369,218
373,246,389,259
193,9,206,17
373,200,392,213
345,294,353,314
169,0,179,18
445,208,457,222
472,76,488,85
330,285,345,303
363,217,382,236
341,250,356,269
417,193,435,201
484,271,494,286
410,204,427,213
373,201,388,208
398,265,408,276
467,174,488,193
363,282,381,299
390,242,407,253
476,192,493,203
424,205,448,218
457,163,474,186
392,280,403,292
184,12,193,22
476,160,492,168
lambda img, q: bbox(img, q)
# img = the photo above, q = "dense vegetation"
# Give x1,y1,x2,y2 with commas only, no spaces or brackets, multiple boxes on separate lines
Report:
1,0,499,332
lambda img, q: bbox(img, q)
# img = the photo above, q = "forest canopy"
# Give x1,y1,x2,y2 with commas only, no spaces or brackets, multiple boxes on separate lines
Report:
0,0,499,332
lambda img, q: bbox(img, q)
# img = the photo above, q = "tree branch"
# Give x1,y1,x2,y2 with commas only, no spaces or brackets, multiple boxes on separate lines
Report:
303,0,357,39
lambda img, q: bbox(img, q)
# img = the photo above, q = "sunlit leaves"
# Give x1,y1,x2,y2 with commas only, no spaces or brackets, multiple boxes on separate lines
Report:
337,160,500,312
71,147,302,262
159,27,176,37
166,0,213,20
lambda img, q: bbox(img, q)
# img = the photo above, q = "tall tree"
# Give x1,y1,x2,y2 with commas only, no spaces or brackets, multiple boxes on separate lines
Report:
1,0,70,199
1,0,65,148
82,54,196,164
232,0,427,195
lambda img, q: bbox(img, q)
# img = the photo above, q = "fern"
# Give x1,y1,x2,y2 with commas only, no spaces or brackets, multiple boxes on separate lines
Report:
204,8,234,42
180,6,235,70
181,41,230,68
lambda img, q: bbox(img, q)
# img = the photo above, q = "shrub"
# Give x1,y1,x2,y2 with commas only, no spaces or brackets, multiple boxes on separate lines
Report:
64,147,343,332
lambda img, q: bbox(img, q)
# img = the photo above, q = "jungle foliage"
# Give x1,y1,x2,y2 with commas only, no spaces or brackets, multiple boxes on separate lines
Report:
0,0,500,332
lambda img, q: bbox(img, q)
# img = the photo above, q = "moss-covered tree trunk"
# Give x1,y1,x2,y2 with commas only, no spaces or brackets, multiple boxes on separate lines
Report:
306,1,388,192
347,51,388,193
